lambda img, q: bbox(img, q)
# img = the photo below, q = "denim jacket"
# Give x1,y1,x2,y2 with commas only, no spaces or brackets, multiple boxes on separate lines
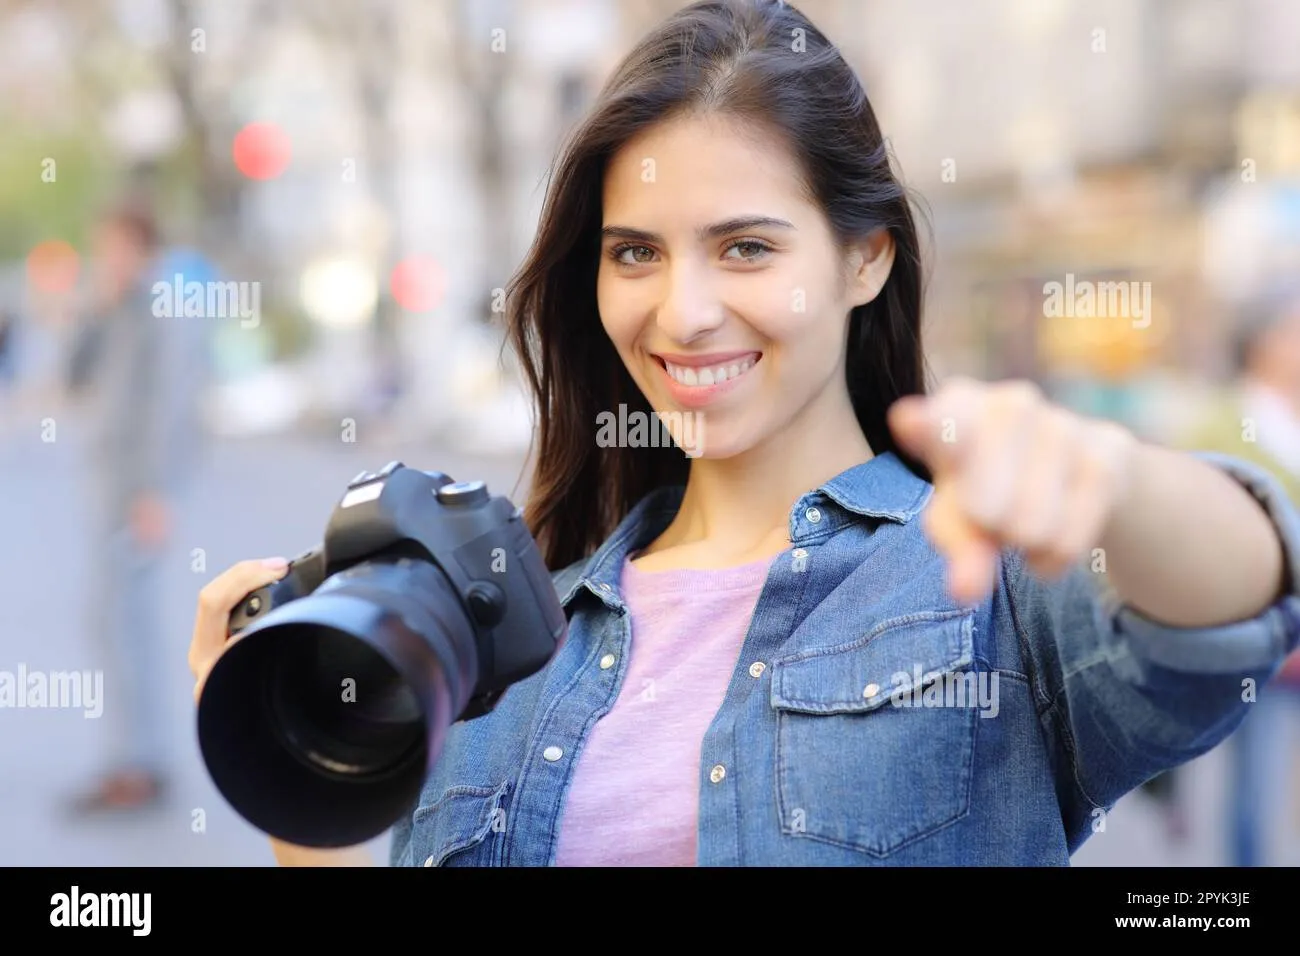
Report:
389,450,1300,866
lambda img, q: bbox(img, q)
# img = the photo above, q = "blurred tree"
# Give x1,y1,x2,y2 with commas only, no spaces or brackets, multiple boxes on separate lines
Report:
0,129,108,260
449,0,515,327
161,0,278,266
290,0,405,401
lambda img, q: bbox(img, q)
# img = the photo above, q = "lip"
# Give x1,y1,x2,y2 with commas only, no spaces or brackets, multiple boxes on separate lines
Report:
651,350,762,368
651,350,763,409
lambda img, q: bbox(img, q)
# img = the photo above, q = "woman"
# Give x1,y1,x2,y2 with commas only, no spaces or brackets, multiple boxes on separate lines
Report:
189,0,1300,866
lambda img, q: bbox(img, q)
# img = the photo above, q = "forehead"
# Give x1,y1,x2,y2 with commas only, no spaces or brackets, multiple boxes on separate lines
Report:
601,113,810,222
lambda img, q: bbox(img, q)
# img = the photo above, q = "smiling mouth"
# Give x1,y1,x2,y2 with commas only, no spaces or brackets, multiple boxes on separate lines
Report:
655,353,762,387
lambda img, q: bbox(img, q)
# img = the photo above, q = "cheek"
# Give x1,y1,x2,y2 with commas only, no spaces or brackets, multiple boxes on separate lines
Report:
597,280,660,396
597,270,649,347
745,284,847,373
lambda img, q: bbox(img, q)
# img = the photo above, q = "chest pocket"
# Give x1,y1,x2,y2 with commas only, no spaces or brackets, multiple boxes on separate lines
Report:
769,608,979,858
409,780,511,867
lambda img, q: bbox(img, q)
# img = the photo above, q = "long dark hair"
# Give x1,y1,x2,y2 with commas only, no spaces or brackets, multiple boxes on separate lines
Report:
506,0,931,571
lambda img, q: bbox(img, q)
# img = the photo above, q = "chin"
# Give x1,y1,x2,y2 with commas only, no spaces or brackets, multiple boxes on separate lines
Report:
675,427,755,461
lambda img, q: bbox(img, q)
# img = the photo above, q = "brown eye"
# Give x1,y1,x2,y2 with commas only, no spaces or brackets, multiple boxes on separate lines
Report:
724,239,772,261
611,244,656,265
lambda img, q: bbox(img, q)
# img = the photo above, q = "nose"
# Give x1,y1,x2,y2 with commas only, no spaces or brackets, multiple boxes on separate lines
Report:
655,259,725,344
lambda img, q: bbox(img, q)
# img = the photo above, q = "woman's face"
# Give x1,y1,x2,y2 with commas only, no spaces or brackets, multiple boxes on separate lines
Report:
596,112,893,460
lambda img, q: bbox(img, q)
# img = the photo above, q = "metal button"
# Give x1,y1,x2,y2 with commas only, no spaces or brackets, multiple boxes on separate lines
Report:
543,746,563,761
709,764,726,784
599,654,616,670
792,548,807,559
436,480,489,506
863,682,880,698
748,661,766,678
805,507,821,523
599,583,611,592
423,856,434,867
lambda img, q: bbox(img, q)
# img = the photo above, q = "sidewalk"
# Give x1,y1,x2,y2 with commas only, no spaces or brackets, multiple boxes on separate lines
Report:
0,425,527,865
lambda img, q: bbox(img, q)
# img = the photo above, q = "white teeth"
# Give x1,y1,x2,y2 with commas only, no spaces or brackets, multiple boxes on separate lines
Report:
663,356,758,386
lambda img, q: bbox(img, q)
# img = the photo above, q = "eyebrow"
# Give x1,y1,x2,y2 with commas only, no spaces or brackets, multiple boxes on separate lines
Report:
599,216,795,245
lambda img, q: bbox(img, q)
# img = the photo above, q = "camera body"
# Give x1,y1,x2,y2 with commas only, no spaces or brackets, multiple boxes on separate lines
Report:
197,461,567,848
226,462,566,721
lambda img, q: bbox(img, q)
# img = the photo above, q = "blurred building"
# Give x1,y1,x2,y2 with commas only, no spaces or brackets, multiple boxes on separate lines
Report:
3,0,1300,446
834,0,1300,437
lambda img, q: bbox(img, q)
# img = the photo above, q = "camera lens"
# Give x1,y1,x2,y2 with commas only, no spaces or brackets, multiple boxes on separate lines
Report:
196,559,479,848
267,628,425,777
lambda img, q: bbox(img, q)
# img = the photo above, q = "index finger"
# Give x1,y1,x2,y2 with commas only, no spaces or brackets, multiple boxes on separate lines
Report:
923,485,999,604
191,557,289,660
888,380,982,481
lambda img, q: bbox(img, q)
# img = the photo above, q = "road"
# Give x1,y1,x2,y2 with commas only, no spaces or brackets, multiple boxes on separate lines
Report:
0,417,1266,866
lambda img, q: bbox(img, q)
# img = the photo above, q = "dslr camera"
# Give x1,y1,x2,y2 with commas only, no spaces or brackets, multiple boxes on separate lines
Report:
195,462,567,848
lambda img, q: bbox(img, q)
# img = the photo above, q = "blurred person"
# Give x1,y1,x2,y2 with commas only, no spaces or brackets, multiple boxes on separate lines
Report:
0,308,15,389
1173,284,1300,865
0,305,27,438
188,0,1300,867
63,195,209,813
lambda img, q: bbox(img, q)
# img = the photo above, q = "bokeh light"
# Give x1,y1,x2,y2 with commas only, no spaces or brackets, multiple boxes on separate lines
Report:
390,255,447,312
300,256,380,329
232,122,291,180
24,239,80,294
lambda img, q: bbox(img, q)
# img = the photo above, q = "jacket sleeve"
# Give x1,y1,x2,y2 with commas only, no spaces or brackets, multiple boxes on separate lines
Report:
993,451,1300,851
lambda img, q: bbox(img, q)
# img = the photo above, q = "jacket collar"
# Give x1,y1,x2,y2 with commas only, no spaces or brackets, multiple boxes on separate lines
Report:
816,449,932,523
558,451,931,612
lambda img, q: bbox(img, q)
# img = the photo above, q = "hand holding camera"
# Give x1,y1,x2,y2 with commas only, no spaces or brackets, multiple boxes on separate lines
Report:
187,463,567,851
188,556,291,706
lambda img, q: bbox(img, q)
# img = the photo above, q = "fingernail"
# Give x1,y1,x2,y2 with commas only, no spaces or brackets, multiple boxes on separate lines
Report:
261,556,288,569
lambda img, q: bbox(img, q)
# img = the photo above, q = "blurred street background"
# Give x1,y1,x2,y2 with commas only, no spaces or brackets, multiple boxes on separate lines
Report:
3,0,1300,866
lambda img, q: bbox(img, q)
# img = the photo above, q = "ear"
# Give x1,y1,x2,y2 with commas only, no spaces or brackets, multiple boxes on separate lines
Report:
844,228,896,308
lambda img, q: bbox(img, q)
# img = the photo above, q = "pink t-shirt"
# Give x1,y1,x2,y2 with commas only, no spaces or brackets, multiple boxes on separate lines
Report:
553,553,773,866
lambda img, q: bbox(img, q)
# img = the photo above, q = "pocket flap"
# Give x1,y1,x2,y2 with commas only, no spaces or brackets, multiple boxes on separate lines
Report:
411,780,510,866
771,609,975,714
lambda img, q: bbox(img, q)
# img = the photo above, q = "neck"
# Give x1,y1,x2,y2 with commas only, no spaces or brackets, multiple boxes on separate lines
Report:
658,383,874,559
